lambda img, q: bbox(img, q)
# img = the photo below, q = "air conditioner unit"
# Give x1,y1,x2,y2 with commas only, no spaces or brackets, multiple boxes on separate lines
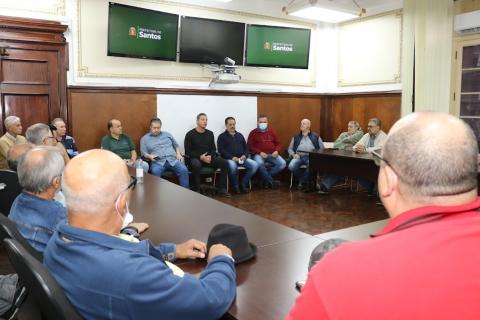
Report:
454,10,480,34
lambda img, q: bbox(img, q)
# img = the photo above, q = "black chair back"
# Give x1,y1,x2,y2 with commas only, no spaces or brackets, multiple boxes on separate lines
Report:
3,239,83,320
0,213,42,261
0,170,22,215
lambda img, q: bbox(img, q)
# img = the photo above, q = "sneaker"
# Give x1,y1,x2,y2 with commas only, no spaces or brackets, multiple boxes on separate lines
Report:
317,184,329,195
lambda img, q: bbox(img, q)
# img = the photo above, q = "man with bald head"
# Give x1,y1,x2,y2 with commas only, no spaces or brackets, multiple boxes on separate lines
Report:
287,119,324,190
0,116,27,169
6,143,32,172
101,119,148,172
44,149,236,320
288,112,480,319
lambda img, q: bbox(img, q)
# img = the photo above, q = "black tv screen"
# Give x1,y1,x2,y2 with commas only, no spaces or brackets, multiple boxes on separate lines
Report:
179,16,245,65
108,2,178,61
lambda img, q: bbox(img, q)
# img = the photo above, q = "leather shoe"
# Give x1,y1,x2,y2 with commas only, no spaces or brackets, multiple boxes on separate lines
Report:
317,184,329,195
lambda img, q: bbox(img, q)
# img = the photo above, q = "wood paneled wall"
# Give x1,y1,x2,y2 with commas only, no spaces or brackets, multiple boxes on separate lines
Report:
68,87,401,154
68,90,156,152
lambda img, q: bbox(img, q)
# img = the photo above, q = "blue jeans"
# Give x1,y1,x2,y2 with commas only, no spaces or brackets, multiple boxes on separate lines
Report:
227,159,259,189
151,161,189,189
288,155,310,185
322,174,342,191
253,154,286,183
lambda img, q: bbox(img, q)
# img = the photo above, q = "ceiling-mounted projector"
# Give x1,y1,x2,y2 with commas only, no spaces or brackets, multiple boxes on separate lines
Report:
207,57,241,88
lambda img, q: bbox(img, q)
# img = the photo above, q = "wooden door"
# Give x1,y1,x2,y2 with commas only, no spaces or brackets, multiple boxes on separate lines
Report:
0,16,68,135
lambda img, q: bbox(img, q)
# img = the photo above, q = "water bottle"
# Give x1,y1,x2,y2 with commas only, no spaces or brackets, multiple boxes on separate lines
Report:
135,159,144,184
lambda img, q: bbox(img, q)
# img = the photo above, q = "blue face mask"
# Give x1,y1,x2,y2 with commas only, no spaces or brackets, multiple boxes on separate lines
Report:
258,123,268,131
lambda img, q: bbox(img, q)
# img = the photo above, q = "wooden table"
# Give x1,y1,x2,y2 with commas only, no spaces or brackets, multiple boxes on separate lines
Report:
129,170,321,320
308,149,380,181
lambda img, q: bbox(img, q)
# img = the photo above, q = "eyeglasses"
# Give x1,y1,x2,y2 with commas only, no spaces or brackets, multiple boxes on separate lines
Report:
113,175,137,204
371,150,400,177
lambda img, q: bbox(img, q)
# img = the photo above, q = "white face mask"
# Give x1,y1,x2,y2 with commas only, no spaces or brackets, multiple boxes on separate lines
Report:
115,198,134,229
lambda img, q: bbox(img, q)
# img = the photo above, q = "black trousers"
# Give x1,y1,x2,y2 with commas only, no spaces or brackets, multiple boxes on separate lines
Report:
189,157,229,191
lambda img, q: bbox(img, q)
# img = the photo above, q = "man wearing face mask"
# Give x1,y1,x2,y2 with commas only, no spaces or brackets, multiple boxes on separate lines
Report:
9,146,146,254
247,115,286,189
140,118,189,189
44,149,236,320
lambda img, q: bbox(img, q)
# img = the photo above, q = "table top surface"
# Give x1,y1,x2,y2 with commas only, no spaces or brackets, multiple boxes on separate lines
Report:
308,148,377,162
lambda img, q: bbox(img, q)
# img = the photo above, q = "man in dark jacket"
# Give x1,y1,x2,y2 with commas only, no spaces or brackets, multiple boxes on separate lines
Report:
184,113,230,196
217,117,258,194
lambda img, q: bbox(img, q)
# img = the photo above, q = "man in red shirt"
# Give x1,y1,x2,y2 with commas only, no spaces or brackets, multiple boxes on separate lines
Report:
247,115,286,189
287,112,480,319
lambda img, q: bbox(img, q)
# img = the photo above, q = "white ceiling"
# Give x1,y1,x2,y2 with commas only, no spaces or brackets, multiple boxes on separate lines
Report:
167,0,403,23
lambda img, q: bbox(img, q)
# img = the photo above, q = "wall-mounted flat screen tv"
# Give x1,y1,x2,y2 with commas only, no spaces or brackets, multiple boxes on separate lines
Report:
108,2,178,61
179,16,245,65
246,25,311,69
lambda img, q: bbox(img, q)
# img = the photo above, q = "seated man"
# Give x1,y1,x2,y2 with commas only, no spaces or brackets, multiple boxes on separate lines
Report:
25,123,70,164
353,117,387,194
288,112,480,319
0,116,27,169
184,113,230,197
217,117,258,194
287,119,324,190
247,115,286,189
318,120,364,194
44,149,236,320
9,147,66,253
101,119,148,172
140,118,189,189
51,117,79,158
6,143,32,172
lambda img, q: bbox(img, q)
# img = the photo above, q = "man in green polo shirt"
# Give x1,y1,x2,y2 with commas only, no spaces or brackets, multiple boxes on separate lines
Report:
101,119,148,172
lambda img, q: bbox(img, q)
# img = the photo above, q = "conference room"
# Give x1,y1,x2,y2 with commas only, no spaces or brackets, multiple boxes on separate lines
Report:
0,0,479,319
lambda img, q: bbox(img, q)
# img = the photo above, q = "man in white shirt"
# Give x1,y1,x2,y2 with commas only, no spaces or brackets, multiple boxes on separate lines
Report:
353,117,387,195
353,118,387,153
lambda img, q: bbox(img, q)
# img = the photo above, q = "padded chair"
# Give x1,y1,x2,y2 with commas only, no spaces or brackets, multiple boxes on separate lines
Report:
0,170,22,216
3,238,83,320
0,213,42,262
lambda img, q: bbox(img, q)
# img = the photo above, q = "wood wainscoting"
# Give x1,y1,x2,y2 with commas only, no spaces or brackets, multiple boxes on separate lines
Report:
68,87,401,154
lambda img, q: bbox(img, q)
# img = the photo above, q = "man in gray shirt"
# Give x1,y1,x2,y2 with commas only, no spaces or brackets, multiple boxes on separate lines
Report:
140,118,189,189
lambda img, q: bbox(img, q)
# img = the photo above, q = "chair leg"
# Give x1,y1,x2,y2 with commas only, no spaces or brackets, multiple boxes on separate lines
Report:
290,172,294,189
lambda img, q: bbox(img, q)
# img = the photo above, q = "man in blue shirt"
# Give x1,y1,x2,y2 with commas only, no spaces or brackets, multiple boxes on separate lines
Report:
9,146,66,254
51,118,79,158
44,149,236,320
217,117,258,194
140,118,189,189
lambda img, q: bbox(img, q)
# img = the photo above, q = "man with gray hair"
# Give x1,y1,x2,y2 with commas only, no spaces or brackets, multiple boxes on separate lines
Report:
318,120,364,194
9,146,66,253
44,149,236,319
25,123,70,164
353,117,387,153
0,116,27,169
288,112,480,319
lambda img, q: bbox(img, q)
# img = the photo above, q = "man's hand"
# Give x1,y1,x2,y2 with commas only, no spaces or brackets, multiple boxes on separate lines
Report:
176,153,184,161
272,150,279,158
354,145,366,153
146,154,157,161
200,153,212,164
240,155,247,161
127,222,149,234
293,154,300,160
207,244,233,262
232,156,239,162
125,159,134,166
176,239,207,259
260,152,268,159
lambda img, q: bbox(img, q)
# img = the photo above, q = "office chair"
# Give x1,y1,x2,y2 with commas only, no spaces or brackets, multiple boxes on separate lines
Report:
0,213,42,262
3,239,83,320
0,170,22,216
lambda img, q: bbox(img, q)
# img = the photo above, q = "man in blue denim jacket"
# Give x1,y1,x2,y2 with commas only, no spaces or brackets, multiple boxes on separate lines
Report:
9,146,66,254
44,149,237,320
